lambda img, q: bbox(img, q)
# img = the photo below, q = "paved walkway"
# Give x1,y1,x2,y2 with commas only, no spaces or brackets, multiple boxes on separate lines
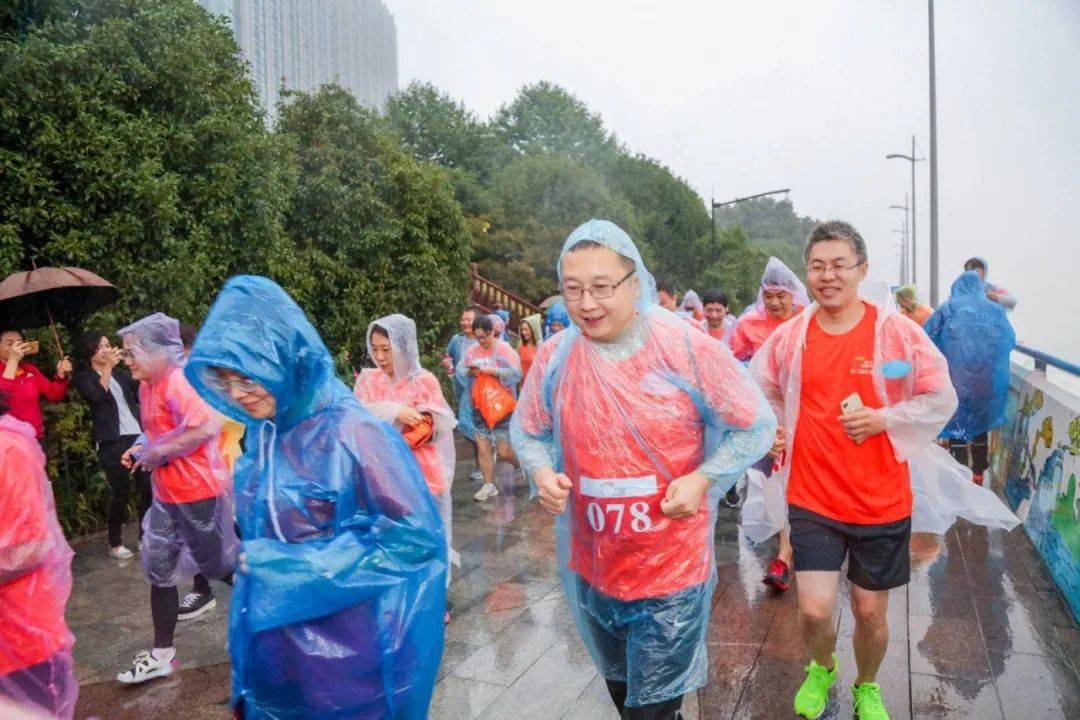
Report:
70,448,1079,719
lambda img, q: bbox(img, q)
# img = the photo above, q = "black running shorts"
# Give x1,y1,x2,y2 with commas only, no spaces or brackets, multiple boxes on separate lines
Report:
788,505,911,591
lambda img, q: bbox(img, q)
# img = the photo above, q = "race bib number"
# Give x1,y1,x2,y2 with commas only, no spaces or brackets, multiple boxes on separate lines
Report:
579,475,659,535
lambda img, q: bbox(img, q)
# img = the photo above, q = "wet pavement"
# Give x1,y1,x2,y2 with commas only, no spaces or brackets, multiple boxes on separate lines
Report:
69,443,1080,719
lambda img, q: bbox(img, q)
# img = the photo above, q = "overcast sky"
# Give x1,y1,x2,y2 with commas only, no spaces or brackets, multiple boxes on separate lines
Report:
387,0,1080,360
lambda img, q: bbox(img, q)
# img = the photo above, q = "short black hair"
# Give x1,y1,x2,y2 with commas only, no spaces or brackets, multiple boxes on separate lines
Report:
178,323,198,350
702,288,729,308
471,314,495,334
963,257,986,272
463,305,485,317
804,220,868,265
75,330,108,369
564,239,636,273
655,280,676,296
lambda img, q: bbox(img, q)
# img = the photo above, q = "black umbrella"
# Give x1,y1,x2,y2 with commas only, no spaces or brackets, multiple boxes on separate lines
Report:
0,266,119,355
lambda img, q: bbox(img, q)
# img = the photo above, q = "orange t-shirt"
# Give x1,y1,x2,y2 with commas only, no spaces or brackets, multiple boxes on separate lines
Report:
788,303,912,524
518,342,537,379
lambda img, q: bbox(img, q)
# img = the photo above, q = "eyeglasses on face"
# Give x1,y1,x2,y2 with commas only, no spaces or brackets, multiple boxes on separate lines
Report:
806,260,866,277
210,376,262,394
560,268,636,301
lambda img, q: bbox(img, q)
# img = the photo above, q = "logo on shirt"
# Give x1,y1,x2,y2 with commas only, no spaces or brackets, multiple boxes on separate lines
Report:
850,356,875,375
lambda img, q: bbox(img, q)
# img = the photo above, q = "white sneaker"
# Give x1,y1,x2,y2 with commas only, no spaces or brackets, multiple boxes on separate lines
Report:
469,469,484,482
109,545,134,560
474,484,499,502
116,650,176,684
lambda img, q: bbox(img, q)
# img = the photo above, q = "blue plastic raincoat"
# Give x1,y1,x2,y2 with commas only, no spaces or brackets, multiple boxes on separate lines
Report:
924,271,1016,441
511,220,776,707
543,300,570,338
445,332,477,440
185,276,446,719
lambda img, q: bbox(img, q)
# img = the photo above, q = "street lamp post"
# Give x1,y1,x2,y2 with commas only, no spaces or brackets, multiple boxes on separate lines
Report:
890,195,909,284
928,0,940,307
891,229,907,286
710,188,791,244
887,137,923,287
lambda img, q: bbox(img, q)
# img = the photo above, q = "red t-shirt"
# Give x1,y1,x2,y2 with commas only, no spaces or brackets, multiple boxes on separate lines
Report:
788,303,912,524
0,362,69,439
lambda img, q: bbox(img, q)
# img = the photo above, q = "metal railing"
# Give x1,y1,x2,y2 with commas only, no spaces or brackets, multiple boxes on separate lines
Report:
1014,343,1080,377
469,263,543,330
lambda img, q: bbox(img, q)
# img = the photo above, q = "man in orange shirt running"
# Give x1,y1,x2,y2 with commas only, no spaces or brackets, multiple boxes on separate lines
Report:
751,221,958,720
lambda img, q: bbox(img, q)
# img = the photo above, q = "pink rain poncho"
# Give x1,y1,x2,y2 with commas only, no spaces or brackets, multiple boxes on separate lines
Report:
511,220,776,707
119,313,237,587
728,257,810,361
741,281,1020,543
0,414,77,719
354,314,458,573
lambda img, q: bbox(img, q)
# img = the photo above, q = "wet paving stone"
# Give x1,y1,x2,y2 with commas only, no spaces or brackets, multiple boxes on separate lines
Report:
66,442,1078,719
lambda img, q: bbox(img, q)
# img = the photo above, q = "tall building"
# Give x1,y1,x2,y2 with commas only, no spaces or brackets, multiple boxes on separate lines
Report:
197,0,398,120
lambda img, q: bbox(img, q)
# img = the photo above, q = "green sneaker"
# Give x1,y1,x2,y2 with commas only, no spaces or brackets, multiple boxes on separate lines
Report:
852,682,890,720
793,654,837,719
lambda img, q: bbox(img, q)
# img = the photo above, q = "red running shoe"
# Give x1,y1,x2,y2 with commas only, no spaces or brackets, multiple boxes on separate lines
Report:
764,557,791,591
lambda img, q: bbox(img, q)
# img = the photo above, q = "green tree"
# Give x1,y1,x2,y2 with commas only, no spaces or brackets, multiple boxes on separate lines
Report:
0,0,290,533
273,85,471,368
480,154,640,301
713,197,819,281
493,81,619,163
601,153,711,289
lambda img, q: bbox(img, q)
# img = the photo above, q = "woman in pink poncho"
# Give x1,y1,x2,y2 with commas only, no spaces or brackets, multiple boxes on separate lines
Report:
354,314,458,579
0,393,77,719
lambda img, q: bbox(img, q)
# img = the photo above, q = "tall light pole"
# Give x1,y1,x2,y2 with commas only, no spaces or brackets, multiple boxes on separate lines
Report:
928,0,940,306
890,196,909,284
891,230,907,286
711,188,791,244
887,139,922,287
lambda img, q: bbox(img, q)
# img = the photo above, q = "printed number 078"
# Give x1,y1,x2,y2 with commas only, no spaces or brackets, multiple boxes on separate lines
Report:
586,502,652,533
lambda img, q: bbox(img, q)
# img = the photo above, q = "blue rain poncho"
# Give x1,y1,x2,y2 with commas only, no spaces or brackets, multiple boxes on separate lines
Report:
184,276,446,720
924,271,1016,441
511,220,776,707
543,300,570,337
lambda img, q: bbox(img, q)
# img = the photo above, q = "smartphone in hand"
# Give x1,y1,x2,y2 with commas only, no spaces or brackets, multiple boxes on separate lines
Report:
840,392,864,416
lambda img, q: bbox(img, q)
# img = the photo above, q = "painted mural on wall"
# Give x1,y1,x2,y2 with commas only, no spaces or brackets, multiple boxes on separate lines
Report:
995,374,1080,620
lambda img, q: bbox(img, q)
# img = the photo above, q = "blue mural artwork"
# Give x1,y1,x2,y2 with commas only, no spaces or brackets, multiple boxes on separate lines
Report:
997,377,1080,622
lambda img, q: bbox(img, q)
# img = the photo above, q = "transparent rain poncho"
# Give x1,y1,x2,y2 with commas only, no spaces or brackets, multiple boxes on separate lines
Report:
742,281,1019,543
728,257,810,361
511,219,776,707
185,276,446,719
678,289,703,320
0,415,77,719
354,314,459,575
119,313,236,587
923,271,1016,442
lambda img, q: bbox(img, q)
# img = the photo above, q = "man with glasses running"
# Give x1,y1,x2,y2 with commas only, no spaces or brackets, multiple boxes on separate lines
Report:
750,221,958,720
513,219,775,720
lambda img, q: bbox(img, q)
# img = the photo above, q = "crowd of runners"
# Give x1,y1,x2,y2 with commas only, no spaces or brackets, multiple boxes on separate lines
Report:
0,218,1023,719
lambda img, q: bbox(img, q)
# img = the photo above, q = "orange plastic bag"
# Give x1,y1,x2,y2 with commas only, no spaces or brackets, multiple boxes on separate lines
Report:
401,413,434,448
471,374,516,428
